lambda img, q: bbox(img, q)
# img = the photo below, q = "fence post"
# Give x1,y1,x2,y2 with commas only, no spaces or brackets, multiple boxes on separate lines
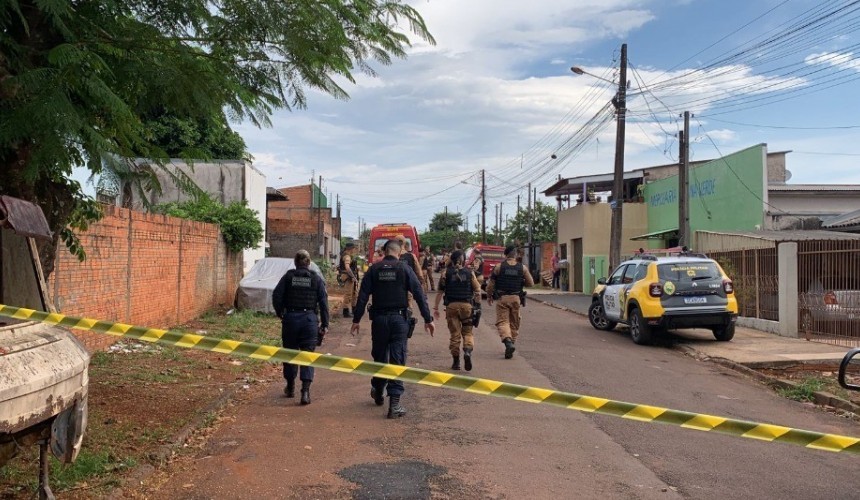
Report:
777,242,798,338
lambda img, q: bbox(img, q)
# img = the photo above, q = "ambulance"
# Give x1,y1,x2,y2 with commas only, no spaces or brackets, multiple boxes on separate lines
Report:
366,223,421,264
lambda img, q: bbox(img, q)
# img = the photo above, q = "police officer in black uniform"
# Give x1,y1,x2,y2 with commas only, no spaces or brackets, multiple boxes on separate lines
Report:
350,239,435,419
273,250,330,405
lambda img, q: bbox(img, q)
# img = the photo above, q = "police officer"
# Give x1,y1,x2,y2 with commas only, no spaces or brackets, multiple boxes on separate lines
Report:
486,245,534,359
470,247,485,287
350,239,435,419
395,234,424,288
338,242,360,317
272,250,330,405
433,250,480,371
421,246,436,291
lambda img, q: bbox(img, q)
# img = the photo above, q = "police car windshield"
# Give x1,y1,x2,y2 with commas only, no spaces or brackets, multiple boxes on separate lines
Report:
657,262,720,282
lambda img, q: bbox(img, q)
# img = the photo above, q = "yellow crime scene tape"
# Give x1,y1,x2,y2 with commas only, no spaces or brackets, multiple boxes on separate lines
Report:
2,304,858,455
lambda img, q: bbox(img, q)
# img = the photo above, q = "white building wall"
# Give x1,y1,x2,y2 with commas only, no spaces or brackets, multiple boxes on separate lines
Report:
243,163,267,274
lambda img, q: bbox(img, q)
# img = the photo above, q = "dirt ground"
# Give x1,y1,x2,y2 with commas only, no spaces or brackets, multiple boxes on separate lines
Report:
754,363,860,407
0,309,287,499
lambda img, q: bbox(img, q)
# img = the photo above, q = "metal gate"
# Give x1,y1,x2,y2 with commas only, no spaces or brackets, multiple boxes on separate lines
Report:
710,248,779,321
797,240,860,347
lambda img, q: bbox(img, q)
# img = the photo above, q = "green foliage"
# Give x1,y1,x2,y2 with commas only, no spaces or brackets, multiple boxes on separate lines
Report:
429,211,464,232
776,376,826,402
504,202,558,243
419,230,476,252
156,195,263,252
144,111,250,161
0,0,435,270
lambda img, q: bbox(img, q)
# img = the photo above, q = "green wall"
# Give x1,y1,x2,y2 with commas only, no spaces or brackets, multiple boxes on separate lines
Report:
644,144,766,238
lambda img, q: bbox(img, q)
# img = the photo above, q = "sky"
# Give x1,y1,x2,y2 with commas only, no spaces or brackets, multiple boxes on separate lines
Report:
81,0,860,239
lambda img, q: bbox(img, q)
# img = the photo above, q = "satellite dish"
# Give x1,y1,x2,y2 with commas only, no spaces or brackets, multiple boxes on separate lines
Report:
784,170,792,182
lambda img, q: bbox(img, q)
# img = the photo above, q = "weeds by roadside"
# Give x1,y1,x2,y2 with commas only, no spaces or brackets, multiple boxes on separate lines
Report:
776,376,827,402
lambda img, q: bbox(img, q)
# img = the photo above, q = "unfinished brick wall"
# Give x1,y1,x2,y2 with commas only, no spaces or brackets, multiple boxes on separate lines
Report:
49,206,242,351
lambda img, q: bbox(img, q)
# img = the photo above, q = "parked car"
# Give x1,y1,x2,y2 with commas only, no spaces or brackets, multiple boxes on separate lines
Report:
799,275,860,333
1,196,90,498
588,253,738,345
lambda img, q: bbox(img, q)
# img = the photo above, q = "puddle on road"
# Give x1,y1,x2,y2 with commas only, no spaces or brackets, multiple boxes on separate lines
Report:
338,460,445,499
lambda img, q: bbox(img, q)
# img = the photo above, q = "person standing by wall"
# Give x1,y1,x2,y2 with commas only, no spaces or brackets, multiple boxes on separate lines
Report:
433,250,480,371
350,240,435,418
272,250,330,405
551,251,561,290
486,245,534,359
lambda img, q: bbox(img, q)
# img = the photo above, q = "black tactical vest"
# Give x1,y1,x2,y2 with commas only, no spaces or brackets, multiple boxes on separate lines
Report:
285,268,318,310
371,260,408,310
400,253,417,271
445,267,473,302
495,261,524,294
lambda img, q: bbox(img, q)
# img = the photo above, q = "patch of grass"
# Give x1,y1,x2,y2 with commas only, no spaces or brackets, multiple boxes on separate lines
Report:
777,376,827,402
89,351,110,367
0,450,136,496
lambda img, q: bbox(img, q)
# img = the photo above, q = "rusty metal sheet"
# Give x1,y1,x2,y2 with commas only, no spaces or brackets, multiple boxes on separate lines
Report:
0,195,52,240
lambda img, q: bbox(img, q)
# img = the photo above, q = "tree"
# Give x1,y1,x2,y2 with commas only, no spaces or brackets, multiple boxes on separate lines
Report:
429,211,464,232
1,0,435,275
504,202,557,244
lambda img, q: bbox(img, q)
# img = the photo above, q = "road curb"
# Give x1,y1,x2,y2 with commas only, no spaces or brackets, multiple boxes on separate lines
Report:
527,296,587,317
107,385,242,499
675,345,860,417
527,299,859,417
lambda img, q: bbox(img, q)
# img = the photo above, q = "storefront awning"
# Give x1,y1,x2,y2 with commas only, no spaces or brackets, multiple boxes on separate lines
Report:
631,227,678,241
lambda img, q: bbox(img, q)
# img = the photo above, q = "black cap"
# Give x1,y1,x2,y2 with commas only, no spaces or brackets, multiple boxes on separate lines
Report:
344,242,356,249
504,245,517,256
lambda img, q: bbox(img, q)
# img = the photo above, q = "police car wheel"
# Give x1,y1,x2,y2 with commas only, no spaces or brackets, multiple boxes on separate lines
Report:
629,307,653,345
712,324,735,342
588,301,616,331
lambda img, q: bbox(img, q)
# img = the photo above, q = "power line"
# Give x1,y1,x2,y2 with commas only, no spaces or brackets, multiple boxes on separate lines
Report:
699,117,860,130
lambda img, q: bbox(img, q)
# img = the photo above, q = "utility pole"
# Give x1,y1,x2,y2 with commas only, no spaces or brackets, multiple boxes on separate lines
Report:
527,182,533,270
517,194,521,213
481,170,487,243
499,202,503,244
609,42,628,271
317,175,323,256
678,111,691,249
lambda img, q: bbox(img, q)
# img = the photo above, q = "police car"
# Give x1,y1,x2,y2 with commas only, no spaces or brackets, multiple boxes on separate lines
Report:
588,253,738,345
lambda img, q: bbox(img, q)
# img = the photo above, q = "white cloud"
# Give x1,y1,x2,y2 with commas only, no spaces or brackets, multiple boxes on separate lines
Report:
238,0,856,232
805,51,860,73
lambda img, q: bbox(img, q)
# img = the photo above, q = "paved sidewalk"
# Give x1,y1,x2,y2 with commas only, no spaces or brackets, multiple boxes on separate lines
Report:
527,289,852,366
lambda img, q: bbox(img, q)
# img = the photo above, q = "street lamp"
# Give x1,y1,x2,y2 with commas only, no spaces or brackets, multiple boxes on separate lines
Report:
570,66,617,86
570,44,628,271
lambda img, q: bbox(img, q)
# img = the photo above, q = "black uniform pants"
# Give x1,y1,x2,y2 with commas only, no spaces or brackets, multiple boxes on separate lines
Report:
281,311,319,383
370,313,409,397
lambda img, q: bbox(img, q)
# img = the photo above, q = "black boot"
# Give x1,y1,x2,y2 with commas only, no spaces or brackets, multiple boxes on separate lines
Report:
463,348,473,371
451,355,460,370
503,338,515,359
300,382,311,405
370,387,385,406
387,396,406,419
284,380,295,398
343,308,352,318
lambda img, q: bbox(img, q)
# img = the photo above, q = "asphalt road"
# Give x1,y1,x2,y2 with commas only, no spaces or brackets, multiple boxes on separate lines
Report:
145,292,860,499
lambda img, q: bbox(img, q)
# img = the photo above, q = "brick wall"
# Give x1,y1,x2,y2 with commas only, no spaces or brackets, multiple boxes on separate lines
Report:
49,206,242,351
276,185,314,208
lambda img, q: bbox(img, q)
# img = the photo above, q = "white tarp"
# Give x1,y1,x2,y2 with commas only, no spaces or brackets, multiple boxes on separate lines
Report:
236,258,323,314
